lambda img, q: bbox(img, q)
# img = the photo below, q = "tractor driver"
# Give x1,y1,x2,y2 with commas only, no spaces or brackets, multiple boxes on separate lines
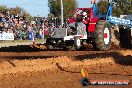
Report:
82,10,90,24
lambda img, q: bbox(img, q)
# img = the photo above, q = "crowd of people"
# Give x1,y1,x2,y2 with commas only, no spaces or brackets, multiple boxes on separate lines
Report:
0,12,68,40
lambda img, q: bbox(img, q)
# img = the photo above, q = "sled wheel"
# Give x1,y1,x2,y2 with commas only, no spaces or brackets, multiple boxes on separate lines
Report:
63,40,74,50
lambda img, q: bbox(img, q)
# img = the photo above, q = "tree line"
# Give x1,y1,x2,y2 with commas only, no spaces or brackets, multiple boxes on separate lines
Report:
48,0,132,19
48,0,77,19
0,5,31,19
0,0,131,20
97,0,132,16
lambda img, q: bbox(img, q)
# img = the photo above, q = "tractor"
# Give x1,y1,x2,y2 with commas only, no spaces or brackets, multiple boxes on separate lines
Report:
45,0,132,50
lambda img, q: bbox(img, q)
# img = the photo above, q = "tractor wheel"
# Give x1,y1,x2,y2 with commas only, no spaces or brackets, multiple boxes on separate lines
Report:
74,36,81,50
93,20,111,50
46,38,54,50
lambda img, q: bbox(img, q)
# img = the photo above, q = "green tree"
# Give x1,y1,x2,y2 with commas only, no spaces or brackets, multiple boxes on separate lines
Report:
97,1,108,14
48,0,78,19
0,5,8,15
113,0,132,16
9,6,31,19
0,5,32,19
97,0,132,17
22,9,31,19
10,6,21,16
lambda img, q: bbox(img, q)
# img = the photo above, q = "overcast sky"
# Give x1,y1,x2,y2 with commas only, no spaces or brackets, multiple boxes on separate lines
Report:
0,0,99,17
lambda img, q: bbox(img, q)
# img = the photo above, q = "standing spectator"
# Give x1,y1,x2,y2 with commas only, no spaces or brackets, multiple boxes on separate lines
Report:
20,29,27,40
39,27,44,39
32,24,39,39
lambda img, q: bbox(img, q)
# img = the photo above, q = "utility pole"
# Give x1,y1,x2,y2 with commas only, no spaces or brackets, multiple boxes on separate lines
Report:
53,0,64,27
60,0,64,27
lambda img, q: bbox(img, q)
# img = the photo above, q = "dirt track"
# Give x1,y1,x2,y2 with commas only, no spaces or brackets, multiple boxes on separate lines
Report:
0,44,132,88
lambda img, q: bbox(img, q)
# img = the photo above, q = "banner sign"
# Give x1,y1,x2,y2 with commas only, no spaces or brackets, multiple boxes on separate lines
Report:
0,32,14,40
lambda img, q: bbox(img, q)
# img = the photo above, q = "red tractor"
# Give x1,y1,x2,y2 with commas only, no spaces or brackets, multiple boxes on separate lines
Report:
46,1,111,50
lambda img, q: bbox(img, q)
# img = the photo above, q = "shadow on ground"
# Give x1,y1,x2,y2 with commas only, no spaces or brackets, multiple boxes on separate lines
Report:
0,45,78,52
0,45,42,52
1,56,56,60
75,52,132,66
0,45,132,66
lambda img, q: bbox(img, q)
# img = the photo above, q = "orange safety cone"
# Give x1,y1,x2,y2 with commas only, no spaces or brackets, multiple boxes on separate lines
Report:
81,68,88,77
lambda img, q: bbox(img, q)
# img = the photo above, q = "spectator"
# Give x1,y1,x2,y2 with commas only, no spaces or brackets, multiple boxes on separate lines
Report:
20,29,27,40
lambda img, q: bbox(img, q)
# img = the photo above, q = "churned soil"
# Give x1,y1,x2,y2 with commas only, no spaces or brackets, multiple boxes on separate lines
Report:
0,48,132,88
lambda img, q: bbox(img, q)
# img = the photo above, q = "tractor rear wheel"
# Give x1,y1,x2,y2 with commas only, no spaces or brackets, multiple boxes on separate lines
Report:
93,20,111,50
46,38,54,50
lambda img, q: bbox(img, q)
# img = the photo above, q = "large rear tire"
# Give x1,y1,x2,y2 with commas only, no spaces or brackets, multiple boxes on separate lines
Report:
93,20,111,50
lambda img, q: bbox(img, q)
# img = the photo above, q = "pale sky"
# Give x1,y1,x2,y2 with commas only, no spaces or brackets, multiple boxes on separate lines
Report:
0,0,99,17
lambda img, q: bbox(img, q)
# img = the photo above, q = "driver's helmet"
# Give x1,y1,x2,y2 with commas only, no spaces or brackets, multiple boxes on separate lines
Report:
82,12,87,18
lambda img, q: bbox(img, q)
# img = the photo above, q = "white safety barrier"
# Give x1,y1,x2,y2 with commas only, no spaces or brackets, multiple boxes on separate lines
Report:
0,32,14,40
